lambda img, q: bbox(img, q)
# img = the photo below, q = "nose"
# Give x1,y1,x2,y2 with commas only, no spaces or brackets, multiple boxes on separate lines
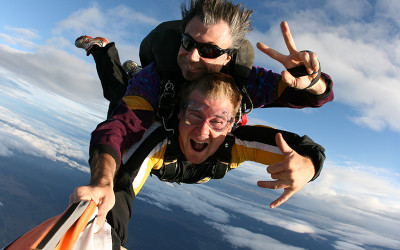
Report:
187,47,201,62
195,120,211,136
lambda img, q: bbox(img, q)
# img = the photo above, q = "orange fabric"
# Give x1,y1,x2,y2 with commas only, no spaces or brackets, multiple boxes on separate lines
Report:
6,200,97,250
55,200,97,249
6,214,61,250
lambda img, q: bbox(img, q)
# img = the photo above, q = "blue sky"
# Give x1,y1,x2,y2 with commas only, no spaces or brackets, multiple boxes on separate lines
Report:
1,0,400,249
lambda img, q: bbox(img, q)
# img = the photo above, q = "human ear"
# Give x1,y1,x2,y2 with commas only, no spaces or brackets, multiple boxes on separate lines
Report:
223,54,232,66
227,124,233,133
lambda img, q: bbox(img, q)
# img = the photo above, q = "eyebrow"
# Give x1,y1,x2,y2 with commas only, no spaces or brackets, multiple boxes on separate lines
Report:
184,32,220,46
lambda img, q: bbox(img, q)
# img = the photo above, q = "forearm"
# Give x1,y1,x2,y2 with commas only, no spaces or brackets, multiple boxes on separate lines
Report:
89,152,117,186
232,125,325,181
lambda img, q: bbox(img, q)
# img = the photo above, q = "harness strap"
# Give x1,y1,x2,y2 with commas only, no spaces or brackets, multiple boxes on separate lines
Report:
159,132,180,180
155,79,176,121
213,133,235,179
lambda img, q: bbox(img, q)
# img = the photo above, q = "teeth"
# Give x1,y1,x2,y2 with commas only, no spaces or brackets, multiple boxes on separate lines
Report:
188,65,196,70
193,139,206,144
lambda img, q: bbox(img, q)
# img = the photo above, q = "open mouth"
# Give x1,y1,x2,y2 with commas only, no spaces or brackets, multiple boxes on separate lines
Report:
190,139,208,152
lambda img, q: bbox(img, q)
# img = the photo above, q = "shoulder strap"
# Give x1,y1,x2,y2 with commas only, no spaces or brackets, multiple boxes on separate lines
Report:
158,132,180,180
212,133,235,179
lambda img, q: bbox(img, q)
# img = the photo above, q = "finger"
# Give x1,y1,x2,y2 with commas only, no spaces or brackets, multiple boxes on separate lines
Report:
95,204,108,233
270,189,295,208
280,70,298,88
69,193,76,205
270,171,291,181
256,42,286,64
267,160,285,175
257,180,289,190
298,51,313,74
70,187,92,204
275,133,293,154
281,21,297,54
309,53,320,72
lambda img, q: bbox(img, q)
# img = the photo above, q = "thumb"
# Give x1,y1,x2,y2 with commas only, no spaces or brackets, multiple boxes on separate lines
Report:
275,133,292,154
95,204,107,233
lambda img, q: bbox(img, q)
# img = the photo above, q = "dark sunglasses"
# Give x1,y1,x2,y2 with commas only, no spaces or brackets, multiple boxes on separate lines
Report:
181,33,231,59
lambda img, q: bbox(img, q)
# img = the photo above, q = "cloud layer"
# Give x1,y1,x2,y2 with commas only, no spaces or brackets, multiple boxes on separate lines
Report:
0,1,399,249
249,0,400,132
138,161,400,249
1,1,400,132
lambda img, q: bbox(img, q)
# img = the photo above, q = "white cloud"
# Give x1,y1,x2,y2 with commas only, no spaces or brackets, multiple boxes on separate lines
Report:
251,0,400,132
53,3,108,36
0,1,399,248
209,222,306,250
138,159,400,249
0,105,89,172
53,3,159,42
141,179,231,224
0,44,106,111
0,33,37,50
4,26,40,39
0,26,40,50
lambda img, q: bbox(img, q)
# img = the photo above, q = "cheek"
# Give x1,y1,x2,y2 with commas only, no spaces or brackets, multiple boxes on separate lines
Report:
177,47,186,62
205,57,228,72
210,131,228,145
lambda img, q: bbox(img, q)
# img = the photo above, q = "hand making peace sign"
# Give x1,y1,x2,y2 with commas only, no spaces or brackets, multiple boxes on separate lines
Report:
257,21,327,95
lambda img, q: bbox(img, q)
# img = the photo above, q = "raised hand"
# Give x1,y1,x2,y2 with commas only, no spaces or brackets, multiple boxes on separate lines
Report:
257,133,315,208
257,21,326,94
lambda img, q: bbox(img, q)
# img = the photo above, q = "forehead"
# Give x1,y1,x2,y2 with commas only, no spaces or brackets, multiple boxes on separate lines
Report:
188,89,233,113
184,16,233,49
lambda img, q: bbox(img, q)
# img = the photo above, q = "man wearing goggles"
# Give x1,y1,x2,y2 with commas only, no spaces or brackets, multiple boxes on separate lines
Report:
71,73,325,246
179,99,235,164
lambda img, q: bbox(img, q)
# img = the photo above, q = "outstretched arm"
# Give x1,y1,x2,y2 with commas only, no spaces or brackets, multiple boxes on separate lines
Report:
69,153,116,232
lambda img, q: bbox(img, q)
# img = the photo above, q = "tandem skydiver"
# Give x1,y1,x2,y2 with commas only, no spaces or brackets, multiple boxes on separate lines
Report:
70,0,333,246
70,72,325,246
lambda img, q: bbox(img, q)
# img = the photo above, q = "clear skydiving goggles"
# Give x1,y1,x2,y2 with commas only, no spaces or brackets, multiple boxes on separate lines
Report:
181,33,232,59
182,101,234,132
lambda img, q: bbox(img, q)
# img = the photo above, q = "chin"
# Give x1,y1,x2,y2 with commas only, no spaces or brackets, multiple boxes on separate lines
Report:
183,70,198,81
187,153,206,165
187,157,203,165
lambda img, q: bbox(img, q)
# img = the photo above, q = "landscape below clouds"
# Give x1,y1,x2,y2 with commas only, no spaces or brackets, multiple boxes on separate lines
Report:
0,78,399,249
1,0,400,249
